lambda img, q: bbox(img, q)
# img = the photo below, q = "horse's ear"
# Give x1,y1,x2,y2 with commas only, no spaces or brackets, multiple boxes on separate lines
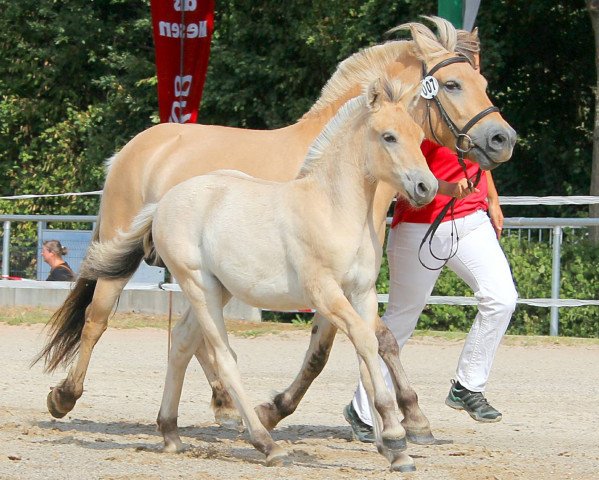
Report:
367,78,383,111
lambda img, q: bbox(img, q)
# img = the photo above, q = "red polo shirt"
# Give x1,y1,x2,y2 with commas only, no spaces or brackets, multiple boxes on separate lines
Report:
392,140,488,227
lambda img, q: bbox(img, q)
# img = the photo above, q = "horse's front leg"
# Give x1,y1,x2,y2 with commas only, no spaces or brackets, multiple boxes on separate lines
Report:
375,318,435,445
255,313,337,430
157,308,205,452
315,284,412,471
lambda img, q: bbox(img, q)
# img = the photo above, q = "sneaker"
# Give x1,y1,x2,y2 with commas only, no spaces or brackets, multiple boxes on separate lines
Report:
445,380,502,423
343,403,375,443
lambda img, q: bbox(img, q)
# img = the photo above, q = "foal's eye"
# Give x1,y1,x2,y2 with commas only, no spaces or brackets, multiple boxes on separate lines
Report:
383,133,397,143
444,80,461,91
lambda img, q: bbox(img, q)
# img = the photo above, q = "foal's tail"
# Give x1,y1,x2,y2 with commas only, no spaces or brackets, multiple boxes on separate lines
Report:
79,203,158,280
31,204,157,373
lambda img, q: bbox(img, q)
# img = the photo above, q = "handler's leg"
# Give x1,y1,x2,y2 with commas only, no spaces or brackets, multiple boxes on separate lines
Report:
445,212,517,422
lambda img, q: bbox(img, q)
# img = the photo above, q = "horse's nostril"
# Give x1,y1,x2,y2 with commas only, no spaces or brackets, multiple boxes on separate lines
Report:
491,133,506,146
416,182,428,196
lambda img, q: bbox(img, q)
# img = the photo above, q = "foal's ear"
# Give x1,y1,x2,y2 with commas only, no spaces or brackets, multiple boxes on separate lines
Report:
367,78,383,111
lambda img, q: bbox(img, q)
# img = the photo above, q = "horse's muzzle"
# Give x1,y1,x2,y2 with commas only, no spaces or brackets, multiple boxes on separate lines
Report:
470,122,517,170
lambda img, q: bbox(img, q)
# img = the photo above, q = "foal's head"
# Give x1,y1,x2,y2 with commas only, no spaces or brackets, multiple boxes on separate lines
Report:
365,79,437,207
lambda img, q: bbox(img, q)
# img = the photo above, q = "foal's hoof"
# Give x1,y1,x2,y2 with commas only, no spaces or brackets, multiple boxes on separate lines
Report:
265,449,291,467
47,387,76,419
162,436,185,453
390,452,416,473
214,410,244,432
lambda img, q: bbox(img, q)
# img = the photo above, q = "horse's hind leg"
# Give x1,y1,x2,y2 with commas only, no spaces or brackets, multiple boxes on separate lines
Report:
255,313,337,430
375,318,435,445
48,277,129,417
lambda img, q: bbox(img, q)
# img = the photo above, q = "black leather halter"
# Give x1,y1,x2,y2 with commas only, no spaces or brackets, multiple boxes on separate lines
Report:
418,56,500,270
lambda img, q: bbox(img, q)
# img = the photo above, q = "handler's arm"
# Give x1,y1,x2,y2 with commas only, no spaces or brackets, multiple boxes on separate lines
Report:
487,172,504,238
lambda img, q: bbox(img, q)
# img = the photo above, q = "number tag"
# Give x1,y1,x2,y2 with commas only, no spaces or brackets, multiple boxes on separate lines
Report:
421,76,439,99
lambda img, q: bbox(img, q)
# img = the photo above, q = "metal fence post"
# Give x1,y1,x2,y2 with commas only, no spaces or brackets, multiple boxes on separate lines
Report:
2,221,11,277
550,226,562,336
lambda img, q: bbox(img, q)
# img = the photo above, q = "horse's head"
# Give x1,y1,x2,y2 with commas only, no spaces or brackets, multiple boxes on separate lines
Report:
396,16,517,170
365,79,438,206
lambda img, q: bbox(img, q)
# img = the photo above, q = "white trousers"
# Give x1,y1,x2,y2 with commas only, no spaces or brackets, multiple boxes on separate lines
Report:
353,210,518,425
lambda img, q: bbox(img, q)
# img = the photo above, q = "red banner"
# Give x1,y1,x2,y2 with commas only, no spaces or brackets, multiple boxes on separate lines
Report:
150,0,215,123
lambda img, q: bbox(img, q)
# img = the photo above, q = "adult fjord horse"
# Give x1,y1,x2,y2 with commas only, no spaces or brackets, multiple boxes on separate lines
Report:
36,17,516,430
80,79,438,469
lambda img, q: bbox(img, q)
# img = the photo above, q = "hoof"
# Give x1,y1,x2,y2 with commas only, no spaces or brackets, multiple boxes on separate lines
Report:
382,435,407,452
162,441,186,453
47,387,76,419
214,411,244,432
255,402,280,431
406,428,436,445
390,452,416,472
265,449,290,467
162,434,185,453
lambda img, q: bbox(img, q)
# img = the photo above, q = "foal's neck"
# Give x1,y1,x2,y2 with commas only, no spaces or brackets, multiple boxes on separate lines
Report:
301,121,377,221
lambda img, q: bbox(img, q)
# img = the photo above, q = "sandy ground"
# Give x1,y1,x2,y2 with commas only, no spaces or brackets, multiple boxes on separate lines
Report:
0,323,598,480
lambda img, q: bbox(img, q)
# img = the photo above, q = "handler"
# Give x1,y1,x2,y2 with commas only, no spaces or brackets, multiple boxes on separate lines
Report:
345,139,518,442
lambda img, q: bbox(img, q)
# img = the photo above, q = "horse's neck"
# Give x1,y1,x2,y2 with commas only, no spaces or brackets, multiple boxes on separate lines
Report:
296,41,418,135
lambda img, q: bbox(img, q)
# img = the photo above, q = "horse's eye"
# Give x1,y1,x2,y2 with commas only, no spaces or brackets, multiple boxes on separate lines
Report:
444,80,461,91
383,133,397,143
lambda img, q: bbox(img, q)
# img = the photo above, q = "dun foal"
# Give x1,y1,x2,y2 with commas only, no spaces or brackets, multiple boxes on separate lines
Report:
81,79,437,470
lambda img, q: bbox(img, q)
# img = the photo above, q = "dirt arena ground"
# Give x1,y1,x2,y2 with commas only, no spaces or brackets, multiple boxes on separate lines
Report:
1,321,598,480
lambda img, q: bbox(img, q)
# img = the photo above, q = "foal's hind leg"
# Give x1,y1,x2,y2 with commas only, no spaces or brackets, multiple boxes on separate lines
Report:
193,311,243,429
255,313,337,430
166,272,287,465
375,319,435,445
47,277,129,418
157,307,206,452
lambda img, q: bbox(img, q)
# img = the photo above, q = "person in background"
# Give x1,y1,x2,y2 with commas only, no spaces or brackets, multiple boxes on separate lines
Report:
344,139,518,443
41,240,75,281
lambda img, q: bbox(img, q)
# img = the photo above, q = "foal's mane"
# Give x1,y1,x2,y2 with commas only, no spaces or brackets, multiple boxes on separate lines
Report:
298,80,416,179
303,16,479,120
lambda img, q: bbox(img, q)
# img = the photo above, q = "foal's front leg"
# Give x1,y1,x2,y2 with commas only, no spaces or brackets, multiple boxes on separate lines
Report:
314,284,408,465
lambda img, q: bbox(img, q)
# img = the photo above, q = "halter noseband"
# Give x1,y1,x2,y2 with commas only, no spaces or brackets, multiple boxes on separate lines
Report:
417,56,501,270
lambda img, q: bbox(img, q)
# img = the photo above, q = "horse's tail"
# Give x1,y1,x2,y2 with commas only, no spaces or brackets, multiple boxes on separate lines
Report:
32,222,103,372
79,203,158,280
31,204,157,372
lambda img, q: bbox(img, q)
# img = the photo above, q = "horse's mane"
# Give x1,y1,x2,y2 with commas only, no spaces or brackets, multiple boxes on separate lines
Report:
303,16,479,120
298,80,417,179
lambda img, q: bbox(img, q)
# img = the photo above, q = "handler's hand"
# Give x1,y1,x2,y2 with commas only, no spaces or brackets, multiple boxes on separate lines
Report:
488,200,504,239
452,178,479,199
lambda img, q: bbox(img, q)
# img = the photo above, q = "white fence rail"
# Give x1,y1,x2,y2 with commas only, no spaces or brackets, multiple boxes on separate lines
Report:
2,195,599,335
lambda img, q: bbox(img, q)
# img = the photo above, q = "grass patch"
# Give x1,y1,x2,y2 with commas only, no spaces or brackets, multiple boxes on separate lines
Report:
1,306,597,346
